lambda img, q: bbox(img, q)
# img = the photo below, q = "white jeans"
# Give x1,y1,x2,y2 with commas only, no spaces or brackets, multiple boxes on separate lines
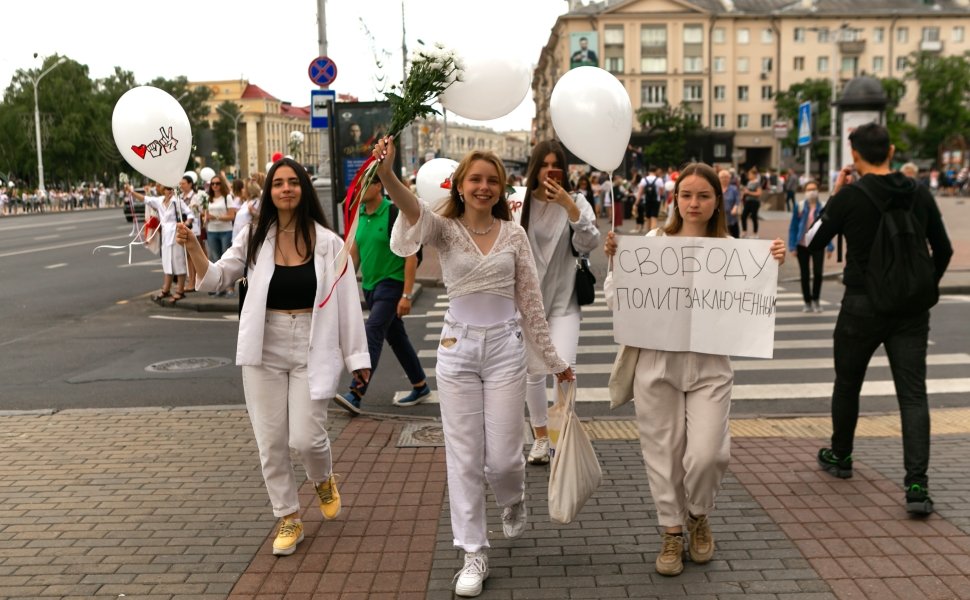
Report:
525,311,580,428
242,312,333,518
436,313,528,553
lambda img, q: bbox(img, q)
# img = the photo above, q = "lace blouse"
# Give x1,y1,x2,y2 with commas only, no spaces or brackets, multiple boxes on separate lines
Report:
390,201,569,374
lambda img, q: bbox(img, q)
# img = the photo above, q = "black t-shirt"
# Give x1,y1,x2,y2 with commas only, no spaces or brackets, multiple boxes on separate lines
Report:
807,172,952,292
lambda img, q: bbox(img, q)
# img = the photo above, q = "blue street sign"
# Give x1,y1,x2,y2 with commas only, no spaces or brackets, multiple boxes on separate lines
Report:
311,90,336,129
797,101,812,147
308,56,338,87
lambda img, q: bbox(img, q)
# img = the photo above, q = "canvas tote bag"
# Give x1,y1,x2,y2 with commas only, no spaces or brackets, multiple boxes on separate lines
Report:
547,381,602,524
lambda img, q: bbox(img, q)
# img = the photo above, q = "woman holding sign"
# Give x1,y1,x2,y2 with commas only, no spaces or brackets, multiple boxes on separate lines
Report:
518,140,600,465
603,163,785,577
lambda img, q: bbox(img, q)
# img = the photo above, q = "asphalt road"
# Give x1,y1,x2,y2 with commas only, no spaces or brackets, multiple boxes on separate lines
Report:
2,209,968,420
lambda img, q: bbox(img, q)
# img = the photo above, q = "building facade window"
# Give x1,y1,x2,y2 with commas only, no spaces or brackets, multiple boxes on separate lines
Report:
818,28,830,43
737,57,750,72
794,56,805,70
684,56,703,73
818,56,829,72
841,56,859,76
684,81,703,101
737,28,750,44
761,57,773,73
738,85,749,101
714,143,727,158
641,81,667,106
794,27,805,42
873,56,884,72
713,27,725,43
761,113,773,128
896,56,908,71
641,25,668,73
922,27,940,42
761,85,773,100
714,114,726,128
714,56,726,72
714,85,726,101
761,28,773,44
874,27,885,43
954,26,965,43
897,27,909,43
605,25,625,74
737,114,749,129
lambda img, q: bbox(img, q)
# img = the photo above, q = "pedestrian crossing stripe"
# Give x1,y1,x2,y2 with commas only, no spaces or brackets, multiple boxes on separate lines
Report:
414,306,836,320
422,319,837,331
430,298,827,309
412,353,969,375
394,377,970,404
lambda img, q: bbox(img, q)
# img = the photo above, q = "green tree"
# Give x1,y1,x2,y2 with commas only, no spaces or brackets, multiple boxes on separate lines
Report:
212,101,241,170
635,102,703,168
904,50,970,158
878,77,919,157
774,78,833,178
146,75,213,132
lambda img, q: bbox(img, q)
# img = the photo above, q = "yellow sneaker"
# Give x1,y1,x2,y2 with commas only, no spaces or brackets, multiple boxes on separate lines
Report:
272,518,304,556
316,474,341,520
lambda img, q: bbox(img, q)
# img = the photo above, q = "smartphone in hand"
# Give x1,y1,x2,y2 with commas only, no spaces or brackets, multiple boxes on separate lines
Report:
546,168,564,185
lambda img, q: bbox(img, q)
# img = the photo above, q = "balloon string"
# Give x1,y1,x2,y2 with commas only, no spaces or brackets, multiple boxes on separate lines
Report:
93,191,153,264
608,171,614,273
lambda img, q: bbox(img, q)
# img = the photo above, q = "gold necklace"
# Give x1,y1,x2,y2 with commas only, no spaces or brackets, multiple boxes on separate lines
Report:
461,217,496,236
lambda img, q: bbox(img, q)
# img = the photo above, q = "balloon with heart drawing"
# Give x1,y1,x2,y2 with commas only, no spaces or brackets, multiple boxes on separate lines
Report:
112,86,192,188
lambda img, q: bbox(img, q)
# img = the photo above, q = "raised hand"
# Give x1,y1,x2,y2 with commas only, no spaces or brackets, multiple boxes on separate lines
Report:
146,139,163,158
158,126,178,154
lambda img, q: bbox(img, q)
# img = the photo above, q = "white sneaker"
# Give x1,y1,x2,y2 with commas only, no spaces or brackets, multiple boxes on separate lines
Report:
802,303,812,313
813,301,824,313
527,437,550,465
454,551,489,597
502,497,528,539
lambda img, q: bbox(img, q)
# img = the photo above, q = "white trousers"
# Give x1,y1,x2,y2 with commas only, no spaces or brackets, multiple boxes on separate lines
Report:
525,311,580,428
633,349,732,528
242,312,333,518
436,314,527,553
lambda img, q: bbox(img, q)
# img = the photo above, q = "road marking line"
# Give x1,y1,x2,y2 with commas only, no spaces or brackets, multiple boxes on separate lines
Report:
55,226,77,231
149,315,239,323
0,235,127,259
44,263,68,269
34,234,60,241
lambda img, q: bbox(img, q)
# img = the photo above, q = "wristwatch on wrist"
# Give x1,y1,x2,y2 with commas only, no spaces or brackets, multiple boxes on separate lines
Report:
401,293,414,301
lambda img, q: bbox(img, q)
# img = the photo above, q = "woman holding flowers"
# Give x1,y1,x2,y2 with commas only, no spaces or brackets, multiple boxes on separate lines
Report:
375,137,573,598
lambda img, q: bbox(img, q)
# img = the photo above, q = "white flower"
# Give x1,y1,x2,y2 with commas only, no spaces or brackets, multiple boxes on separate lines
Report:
289,131,305,144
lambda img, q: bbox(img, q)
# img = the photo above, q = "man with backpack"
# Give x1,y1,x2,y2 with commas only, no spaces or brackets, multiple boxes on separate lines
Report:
636,167,663,233
333,180,430,415
807,123,952,515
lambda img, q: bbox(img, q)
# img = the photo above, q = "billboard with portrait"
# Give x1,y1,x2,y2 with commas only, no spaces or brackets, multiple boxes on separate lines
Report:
334,102,400,202
569,32,600,69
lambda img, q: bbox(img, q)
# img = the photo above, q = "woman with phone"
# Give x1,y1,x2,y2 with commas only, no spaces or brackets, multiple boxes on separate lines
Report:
517,140,600,466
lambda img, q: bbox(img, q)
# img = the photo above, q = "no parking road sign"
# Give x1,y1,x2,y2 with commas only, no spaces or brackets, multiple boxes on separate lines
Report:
308,56,338,87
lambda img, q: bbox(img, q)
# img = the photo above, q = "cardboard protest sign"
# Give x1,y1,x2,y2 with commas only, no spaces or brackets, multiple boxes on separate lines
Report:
612,235,779,358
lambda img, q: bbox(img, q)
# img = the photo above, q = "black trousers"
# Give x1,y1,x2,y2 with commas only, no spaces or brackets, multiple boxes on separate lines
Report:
796,245,824,303
740,199,760,234
830,294,931,487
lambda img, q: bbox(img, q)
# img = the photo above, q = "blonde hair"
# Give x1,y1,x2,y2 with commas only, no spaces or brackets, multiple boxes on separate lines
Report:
438,150,511,221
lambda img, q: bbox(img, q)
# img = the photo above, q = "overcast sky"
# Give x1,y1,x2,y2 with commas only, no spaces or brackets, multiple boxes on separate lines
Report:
1,0,569,131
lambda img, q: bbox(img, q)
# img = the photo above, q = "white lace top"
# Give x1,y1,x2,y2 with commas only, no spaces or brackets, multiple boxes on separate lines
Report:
390,201,568,374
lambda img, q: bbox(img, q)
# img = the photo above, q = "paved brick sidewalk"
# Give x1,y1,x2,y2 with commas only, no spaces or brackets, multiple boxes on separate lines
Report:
2,409,970,599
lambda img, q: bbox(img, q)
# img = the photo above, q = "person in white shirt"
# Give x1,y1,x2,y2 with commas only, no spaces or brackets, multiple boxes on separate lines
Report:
375,135,574,598
175,158,370,557
517,140,600,466
130,182,193,305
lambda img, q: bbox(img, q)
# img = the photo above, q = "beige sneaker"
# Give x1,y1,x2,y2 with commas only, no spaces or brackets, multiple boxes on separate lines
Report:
272,518,304,556
687,514,715,564
316,474,341,520
655,532,684,576
527,437,550,465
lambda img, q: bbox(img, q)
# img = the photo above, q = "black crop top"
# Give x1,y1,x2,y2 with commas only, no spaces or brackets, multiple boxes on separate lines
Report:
266,258,316,310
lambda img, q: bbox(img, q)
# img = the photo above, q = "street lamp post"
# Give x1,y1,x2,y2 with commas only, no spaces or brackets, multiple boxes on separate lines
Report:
32,57,67,196
215,105,243,176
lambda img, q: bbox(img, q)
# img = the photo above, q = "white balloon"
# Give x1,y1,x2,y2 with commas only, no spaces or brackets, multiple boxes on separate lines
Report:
200,167,216,183
112,86,192,188
265,162,274,172
664,180,676,193
416,158,459,206
550,67,632,172
439,51,531,121
183,170,198,184
506,186,527,226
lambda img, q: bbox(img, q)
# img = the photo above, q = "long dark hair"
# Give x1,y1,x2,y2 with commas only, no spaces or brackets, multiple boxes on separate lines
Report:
663,162,728,238
245,158,330,267
520,140,571,233
439,150,512,221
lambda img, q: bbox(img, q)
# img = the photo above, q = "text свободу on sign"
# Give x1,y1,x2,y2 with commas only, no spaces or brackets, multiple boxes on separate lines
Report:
611,235,779,359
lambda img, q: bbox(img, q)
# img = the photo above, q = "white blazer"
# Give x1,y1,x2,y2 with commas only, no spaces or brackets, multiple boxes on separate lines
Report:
197,223,370,401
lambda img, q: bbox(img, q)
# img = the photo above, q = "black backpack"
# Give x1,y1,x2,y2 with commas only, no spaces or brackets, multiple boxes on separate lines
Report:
387,204,423,267
642,176,659,204
856,181,938,316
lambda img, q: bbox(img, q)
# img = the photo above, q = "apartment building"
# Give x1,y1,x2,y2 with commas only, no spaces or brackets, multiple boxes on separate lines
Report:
533,0,970,169
413,117,532,171
191,80,320,178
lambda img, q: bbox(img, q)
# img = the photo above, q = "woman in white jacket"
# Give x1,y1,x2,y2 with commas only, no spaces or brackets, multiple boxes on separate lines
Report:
517,140,600,465
176,158,371,557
